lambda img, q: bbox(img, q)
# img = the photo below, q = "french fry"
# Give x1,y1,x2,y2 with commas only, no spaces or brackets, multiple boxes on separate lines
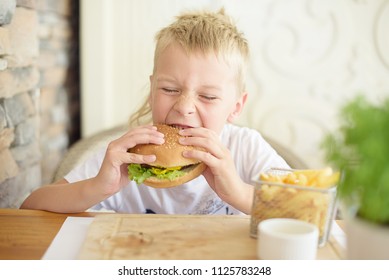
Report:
251,167,339,243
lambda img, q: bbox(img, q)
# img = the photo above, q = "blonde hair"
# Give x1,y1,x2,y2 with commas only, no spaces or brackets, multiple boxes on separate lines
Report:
129,8,249,127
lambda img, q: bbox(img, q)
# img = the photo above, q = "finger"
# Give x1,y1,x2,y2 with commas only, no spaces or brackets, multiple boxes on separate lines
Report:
182,148,219,167
179,135,225,159
126,153,156,164
109,149,157,165
178,127,224,156
123,131,164,146
124,125,164,141
110,127,165,151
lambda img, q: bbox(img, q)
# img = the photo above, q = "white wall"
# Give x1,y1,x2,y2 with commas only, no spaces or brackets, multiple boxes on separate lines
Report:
81,0,389,168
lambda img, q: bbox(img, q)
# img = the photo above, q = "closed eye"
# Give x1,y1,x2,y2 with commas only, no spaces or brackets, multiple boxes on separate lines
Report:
200,95,217,101
162,88,179,93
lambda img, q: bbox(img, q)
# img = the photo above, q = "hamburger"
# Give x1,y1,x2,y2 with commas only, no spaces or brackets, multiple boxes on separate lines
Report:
127,124,206,188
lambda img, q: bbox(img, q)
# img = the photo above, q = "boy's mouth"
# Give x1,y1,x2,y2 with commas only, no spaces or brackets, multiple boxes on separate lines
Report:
168,124,193,130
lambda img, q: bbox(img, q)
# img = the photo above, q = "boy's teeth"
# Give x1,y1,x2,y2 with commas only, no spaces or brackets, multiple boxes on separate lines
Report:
171,125,189,129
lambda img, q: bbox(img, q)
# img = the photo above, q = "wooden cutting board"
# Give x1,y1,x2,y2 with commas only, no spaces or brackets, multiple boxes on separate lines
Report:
78,214,342,260
78,214,257,260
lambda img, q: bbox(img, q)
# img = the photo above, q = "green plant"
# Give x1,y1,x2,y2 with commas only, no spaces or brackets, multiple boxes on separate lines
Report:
322,95,389,225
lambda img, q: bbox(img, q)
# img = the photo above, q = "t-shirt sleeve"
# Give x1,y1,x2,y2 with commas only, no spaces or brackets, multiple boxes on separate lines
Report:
63,148,108,211
64,147,106,183
229,126,290,184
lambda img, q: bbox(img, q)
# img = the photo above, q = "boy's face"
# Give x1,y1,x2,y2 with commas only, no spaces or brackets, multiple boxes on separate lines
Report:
149,43,247,134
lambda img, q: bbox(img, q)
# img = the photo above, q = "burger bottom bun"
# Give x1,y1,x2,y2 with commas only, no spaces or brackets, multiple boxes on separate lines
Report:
144,162,207,188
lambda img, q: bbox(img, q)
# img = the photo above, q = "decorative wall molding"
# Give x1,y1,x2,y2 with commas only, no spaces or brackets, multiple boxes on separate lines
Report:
82,0,389,167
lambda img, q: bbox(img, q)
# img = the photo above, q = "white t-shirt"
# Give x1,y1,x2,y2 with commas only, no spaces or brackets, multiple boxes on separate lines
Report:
65,124,289,215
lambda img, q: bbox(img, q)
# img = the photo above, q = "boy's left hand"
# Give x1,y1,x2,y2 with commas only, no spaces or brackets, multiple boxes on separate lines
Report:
178,127,253,214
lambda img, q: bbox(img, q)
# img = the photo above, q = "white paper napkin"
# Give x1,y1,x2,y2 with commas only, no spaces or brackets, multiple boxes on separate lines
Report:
42,217,94,260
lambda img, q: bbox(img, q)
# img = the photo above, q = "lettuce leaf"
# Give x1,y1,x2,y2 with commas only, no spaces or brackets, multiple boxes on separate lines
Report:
128,164,153,184
128,164,185,184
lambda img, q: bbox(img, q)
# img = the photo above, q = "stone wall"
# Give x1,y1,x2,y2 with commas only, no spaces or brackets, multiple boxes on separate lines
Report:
0,0,79,208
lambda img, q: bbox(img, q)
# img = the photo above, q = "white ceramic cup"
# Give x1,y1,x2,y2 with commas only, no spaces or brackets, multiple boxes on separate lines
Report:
257,218,319,260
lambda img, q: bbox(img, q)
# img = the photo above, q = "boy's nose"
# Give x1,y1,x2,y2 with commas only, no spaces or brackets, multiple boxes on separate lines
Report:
173,94,196,116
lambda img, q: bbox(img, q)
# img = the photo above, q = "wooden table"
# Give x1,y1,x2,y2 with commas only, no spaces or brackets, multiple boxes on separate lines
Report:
0,208,97,260
0,208,344,260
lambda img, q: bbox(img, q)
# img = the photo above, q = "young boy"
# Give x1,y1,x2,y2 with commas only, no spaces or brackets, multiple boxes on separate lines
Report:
21,9,288,215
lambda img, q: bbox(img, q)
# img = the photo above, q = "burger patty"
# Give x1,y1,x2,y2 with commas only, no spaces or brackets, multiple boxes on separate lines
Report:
140,163,201,174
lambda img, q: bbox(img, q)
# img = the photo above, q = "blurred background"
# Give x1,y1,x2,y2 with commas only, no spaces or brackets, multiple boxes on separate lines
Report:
1,0,389,208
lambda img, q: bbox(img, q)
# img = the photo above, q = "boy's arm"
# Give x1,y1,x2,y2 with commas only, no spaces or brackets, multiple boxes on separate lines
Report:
20,178,110,213
201,167,254,214
226,182,254,214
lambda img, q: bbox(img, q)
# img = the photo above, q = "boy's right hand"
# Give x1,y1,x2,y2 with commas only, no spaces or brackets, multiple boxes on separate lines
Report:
94,125,165,196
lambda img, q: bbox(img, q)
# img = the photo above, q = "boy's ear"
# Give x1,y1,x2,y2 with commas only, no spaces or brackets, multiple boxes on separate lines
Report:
228,92,248,122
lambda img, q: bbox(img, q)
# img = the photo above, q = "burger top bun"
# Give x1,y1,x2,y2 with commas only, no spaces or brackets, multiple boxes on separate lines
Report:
129,124,203,168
